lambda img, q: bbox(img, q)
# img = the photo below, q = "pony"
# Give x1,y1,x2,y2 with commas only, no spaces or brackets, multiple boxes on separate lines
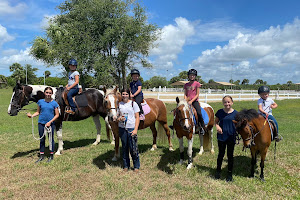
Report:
173,97,214,169
233,109,272,181
103,87,174,161
8,83,110,155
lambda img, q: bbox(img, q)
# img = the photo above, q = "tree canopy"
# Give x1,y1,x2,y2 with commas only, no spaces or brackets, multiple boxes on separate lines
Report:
30,0,159,89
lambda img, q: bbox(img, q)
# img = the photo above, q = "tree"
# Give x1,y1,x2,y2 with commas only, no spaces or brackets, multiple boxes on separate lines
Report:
148,76,168,88
234,80,240,85
241,79,249,85
25,64,38,84
45,70,51,78
9,63,25,83
30,0,159,89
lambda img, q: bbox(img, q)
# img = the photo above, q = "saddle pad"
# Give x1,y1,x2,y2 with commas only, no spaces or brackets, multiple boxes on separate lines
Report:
201,107,209,125
141,101,151,115
75,93,88,107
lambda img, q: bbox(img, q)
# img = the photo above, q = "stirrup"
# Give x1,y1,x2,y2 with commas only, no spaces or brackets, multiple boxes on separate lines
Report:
139,114,145,120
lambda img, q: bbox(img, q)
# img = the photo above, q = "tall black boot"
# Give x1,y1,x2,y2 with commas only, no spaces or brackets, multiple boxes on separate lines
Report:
35,154,44,163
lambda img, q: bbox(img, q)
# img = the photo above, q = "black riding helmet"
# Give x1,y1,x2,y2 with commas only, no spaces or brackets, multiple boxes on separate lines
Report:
131,69,140,76
187,69,197,76
258,86,270,94
68,58,78,66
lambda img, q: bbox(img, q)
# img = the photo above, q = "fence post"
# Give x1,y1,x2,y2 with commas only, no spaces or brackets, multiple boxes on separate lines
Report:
253,94,255,101
205,93,207,103
157,93,160,100
275,92,279,100
239,93,241,101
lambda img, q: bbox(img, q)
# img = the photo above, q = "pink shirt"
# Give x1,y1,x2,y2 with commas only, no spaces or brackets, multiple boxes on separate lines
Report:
184,81,201,101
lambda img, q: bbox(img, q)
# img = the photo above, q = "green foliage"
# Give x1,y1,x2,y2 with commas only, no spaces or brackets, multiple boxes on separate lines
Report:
148,76,168,88
30,0,159,88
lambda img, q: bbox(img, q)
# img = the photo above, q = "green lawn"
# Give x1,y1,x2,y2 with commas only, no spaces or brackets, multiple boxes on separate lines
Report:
0,87,299,199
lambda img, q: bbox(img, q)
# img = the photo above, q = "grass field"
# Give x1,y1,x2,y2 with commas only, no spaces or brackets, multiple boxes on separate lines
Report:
0,87,299,199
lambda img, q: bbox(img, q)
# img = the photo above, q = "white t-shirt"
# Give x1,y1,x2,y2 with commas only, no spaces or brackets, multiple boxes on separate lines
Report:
118,100,140,129
68,71,80,88
257,97,274,115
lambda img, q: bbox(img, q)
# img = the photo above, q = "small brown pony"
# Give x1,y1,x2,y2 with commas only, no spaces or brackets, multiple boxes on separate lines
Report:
104,87,174,161
233,109,272,181
173,97,214,169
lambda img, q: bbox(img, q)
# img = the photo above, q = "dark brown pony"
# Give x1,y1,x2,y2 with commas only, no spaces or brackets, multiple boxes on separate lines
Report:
104,87,174,161
8,83,110,155
173,97,214,169
233,109,272,181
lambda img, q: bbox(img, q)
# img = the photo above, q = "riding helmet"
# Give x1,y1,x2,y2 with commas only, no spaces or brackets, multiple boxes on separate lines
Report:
131,69,140,76
258,86,270,94
68,58,78,66
187,69,197,76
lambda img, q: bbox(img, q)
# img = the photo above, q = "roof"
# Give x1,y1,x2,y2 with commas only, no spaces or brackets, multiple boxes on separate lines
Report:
208,81,235,86
295,83,300,85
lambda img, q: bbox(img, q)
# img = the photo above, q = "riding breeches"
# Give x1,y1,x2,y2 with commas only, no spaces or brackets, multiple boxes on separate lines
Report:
217,139,235,172
67,88,79,111
133,95,144,114
192,101,205,128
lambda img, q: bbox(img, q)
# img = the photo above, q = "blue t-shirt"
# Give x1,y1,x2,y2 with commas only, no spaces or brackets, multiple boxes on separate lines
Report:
37,99,59,124
130,80,143,98
215,109,238,142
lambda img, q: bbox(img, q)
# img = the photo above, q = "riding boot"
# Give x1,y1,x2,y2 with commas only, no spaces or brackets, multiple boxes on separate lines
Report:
274,132,282,142
35,154,44,163
47,154,54,163
226,171,233,182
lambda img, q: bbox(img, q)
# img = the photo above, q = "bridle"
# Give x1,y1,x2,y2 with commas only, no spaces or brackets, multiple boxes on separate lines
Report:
174,105,195,132
238,120,267,146
11,86,33,111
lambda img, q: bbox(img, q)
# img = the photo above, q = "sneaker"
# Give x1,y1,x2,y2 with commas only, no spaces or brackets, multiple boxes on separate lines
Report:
134,168,139,173
47,155,54,163
226,172,233,182
139,114,145,121
275,135,282,142
65,110,75,115
123,168,128,172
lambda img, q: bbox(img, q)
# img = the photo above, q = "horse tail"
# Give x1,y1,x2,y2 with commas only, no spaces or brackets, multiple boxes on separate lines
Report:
157,122,168,144
203,128,212,150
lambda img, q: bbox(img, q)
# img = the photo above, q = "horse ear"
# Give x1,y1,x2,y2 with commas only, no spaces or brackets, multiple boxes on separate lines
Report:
176,97,180,104
113,86,118,94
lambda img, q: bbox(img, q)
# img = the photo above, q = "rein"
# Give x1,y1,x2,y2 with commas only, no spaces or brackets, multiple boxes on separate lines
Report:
31,117,53,151
244,121,267,146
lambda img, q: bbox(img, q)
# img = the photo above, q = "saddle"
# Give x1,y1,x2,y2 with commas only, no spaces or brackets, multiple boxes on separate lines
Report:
261,115,278,141
62,89,89,109
140,100,151,115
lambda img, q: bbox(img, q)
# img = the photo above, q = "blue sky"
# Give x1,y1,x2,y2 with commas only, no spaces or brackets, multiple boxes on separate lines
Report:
0,0,300,84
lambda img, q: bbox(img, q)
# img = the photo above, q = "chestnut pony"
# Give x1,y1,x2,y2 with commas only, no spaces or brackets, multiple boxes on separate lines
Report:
173,97,214,169
104,87,174,161
233,109,272,181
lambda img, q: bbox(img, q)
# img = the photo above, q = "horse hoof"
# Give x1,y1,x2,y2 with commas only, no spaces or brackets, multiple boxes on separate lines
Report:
92,142,99,145
110,141,115,145
112,156,118,162
55,151,62,156
169,147,174,151
210,149,215,154
187,163,193,169
198,150,204,155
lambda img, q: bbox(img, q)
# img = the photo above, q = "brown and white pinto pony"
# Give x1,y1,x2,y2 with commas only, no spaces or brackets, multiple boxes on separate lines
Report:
8,83,110,155
233,109,272,181
104,87,174,161
173,97,214,169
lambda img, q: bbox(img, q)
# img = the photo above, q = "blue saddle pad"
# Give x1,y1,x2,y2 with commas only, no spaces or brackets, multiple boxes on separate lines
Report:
201,107,209,125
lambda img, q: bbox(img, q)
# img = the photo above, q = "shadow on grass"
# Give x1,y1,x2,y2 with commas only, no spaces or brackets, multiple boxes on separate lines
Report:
92,143,153,170
195,155,253,179
11,138,111,159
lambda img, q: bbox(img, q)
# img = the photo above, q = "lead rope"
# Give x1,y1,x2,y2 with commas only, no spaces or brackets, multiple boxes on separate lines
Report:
31,117,52,151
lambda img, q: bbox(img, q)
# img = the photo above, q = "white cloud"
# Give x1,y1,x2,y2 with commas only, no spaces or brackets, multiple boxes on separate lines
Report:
0,24,14,46
0,1,27,17
191,18,300,84
1,48,18,56
150,17,195,69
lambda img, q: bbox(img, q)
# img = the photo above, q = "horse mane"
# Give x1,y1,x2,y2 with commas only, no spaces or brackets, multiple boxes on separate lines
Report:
235,109,260,122
177,99,189,109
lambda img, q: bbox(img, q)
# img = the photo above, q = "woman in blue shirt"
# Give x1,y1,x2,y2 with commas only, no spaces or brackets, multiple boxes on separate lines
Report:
214,95,238,182
27,87,59,163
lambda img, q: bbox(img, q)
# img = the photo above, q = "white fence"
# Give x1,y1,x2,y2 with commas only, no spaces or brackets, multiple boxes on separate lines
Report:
144,92,300,103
